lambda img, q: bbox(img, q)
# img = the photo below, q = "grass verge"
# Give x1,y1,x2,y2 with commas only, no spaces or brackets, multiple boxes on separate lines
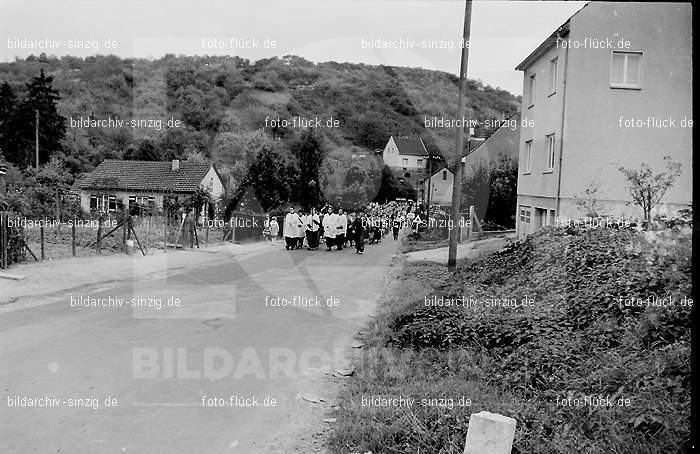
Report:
328,225,692,454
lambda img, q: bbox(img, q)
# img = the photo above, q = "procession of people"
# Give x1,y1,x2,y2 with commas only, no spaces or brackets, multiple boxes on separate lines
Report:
263,201,424,255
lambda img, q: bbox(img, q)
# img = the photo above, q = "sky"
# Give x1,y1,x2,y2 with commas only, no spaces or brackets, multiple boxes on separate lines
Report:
0,0,587,95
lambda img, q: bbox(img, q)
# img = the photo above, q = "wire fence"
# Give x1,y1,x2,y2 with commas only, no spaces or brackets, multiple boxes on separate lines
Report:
0,210,270,268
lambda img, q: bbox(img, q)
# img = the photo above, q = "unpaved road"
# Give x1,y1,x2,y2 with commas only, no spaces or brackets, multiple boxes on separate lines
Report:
0,239,400,453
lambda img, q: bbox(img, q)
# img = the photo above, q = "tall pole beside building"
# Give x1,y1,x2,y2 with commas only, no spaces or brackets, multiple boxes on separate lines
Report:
447,0,472,269
35,109,40,170
426,156,432,221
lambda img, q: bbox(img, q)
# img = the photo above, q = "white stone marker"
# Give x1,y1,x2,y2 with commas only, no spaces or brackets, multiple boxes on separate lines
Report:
463,411,516,454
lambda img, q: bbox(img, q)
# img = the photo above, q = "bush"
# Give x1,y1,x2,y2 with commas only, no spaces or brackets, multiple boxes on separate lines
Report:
331,225,692,453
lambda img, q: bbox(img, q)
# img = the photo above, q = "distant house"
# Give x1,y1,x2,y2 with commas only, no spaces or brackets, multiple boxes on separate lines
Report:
72,159,225,214
514,2,691,238
381,136,429,191
423,113,520,206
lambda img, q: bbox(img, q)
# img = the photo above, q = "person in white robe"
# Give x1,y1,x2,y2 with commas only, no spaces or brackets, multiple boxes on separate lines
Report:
322,206,339,251
284,206,303,250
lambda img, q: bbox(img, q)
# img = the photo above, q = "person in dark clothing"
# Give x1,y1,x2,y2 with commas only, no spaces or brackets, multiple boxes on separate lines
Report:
346,212,355,247
352,211,365,254
392,216,401,240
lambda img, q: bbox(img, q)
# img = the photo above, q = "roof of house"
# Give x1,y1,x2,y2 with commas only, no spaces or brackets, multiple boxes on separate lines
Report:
78,159,215,193
68,175,87,194
515,3,588,71
427,113,521,177
465,113,520,157
392,137,428,156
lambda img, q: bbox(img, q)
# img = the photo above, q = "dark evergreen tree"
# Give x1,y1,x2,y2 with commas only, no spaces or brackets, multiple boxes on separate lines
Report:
225,141,298,218
16,70,66,167
291,128,324,210
123,139,161,161
0,82,21,165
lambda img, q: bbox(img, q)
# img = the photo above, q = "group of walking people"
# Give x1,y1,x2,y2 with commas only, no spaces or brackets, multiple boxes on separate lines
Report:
276,205,367,254
262,201,426,255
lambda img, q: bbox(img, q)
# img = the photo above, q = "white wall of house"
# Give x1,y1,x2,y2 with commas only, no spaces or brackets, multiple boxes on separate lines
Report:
201,167,225,200
516,3,692,238
424,169,454,206
77,165,226,213
79,191,168,212
382,136,427,169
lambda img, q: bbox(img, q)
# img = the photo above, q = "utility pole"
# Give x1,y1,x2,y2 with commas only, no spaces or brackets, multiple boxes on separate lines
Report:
447,0,472,269
426,156,432,221
35,109,39,170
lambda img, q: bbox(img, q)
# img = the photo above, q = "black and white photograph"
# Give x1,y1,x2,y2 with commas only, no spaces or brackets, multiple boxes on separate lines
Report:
0,1,693,453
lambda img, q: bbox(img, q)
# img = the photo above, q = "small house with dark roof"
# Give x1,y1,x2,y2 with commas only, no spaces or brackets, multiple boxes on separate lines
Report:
423,113,520,207
381,136,430,192
72,159,225,214
382,136,428,169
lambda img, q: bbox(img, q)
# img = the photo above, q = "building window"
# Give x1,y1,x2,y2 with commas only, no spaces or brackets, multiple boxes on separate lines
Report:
519,206,531,223
128,195,156,215
524,140,532,173
416,158,423,165
535,207,547,228
611,51,643,89
402,158,408,164
545,134,555,171
442,170,447,180
90,194,116,213
549,58,557,94
528,74,536,107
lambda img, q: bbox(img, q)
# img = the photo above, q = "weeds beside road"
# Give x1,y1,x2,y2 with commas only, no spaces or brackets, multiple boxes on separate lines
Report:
329,225,691,453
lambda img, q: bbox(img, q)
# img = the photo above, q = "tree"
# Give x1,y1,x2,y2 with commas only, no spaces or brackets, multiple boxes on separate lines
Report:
0,82,21,165
374,165,399,203
461,162,490,219
486,156,518,228
574,181,603,217
320,147,381,209
123,139,161,161
619,156,682,225
183,186,212,214
461,157,518,229
291,129,324,209
354,112,393,150
225,139,297,218
15,70,66,167
374,164,417,203
18,158,76,219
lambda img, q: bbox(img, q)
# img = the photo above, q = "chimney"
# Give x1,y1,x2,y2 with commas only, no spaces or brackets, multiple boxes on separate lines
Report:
171,159,180,171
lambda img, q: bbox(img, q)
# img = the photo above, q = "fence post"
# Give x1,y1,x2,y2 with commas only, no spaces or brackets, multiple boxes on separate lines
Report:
96,215,102,254
40,225,45,260
71,223,76,257
204,215,209,247
122,214,127,254
189,213,194,248
1,212,7,269
145,216,150,253
463,411,516,454
163,214,168,252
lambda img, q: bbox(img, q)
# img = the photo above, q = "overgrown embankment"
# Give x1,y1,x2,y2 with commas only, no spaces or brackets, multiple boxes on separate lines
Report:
329,225,692,453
